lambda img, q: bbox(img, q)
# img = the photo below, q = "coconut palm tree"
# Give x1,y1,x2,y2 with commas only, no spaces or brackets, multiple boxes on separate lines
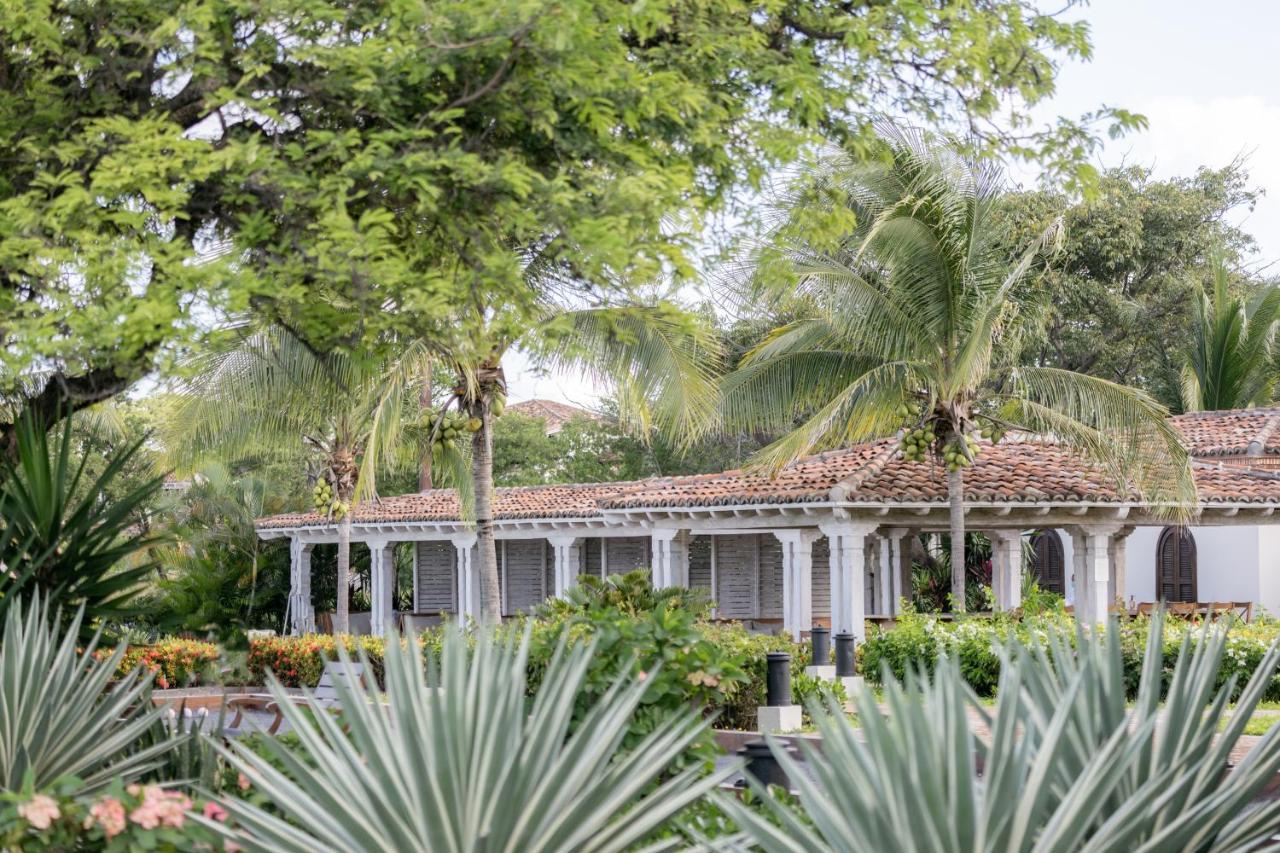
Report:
1181,252,1280,412
434,300,720,623
721,126,1194,610
165,326,443,633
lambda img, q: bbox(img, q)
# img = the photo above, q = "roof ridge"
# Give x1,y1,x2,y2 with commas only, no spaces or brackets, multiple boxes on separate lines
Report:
1248,411,1280,457
828,439,899,502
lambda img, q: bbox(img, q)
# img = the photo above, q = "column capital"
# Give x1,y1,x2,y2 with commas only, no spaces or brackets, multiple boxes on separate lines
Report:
365,536,392,551
546,533,580,547
450,533,478,550
650,527,682,543
1066,522,1128,539
772,528,823,546
818,519,880,538
987,528,1024,544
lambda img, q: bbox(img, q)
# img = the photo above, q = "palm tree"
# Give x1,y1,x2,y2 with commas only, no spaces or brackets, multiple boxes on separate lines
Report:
435,300,720,623
721,126,1194,610
1181,253,1280,412
166,326,441,633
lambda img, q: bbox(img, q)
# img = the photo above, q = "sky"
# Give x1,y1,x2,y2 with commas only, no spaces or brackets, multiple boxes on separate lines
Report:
505,0,1280,406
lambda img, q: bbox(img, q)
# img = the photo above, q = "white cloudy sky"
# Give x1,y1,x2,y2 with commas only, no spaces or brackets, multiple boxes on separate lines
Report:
506,0,1280,405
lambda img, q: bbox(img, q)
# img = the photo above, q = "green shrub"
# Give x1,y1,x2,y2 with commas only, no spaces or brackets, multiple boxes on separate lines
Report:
696,621,807,730
107,638,222,689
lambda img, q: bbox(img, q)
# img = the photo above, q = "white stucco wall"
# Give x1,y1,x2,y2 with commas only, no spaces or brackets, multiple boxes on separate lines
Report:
1051,525,1265,611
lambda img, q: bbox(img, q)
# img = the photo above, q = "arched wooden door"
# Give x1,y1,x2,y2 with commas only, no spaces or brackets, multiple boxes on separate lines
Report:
1156,527,1197,603
1028,530,1066,595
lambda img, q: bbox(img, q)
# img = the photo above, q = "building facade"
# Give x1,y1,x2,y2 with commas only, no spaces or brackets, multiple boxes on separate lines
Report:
257,408,1280,637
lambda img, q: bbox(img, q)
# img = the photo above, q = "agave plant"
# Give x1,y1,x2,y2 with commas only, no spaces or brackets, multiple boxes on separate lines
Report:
729,613,1280,851
208,627,733,851
0,596,178,792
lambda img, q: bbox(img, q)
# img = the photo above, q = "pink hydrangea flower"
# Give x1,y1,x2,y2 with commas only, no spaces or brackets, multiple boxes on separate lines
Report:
18,794,60,830
88,796,127,838
203,801,229,822
237,773,251,792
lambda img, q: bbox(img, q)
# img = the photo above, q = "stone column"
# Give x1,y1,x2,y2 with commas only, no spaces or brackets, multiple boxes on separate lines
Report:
547,534,581,598
1068,524,1124,625
818,521,878,642
650,529,689,589
989,530,1024,611
369,539,396,636
774,529,821,640
452,534,479,622
1108,526,1135,607
288,537,315,635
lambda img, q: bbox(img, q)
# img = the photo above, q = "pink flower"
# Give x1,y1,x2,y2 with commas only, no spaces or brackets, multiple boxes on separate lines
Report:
129,786,191,830
636,670,648,682
203,800,229,822
237,773,251,792
18,794,60,830
88,796,127,838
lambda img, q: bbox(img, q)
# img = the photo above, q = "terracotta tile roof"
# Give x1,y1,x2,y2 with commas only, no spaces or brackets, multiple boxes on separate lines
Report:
256,410,1280,529
1171,408,1280,457
506,399,601,435
255,481,643,529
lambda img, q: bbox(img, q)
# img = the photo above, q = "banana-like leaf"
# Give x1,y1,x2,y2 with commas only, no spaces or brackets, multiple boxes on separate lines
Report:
207,627,735,851
0,596,177,792
726,613,1280,851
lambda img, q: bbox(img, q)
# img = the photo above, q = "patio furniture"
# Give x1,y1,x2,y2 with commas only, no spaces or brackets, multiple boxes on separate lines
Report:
228,661,367,735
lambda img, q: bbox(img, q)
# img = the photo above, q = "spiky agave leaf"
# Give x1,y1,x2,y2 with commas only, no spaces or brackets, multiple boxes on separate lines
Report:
206,627,735,852
0,595,178,792
726,613,1280,851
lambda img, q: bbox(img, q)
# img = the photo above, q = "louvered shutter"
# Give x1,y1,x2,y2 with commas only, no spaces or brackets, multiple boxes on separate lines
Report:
1030,531,1065,595
1157,528,1197,603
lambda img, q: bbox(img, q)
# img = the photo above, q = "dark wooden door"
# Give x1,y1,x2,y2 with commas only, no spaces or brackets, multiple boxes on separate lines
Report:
1029,531,1065,595
1157,527,1197,603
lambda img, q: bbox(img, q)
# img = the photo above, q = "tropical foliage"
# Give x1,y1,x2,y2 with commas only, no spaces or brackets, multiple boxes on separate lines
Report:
210,627,733,851
721,126,1195,608
1181,253,1280,412
731,613,1280,851
0,415,162,624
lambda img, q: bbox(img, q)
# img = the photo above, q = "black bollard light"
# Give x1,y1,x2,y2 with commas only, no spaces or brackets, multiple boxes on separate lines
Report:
810,626,830,666
765,652,791,707
736,739,790,790
834,633,856,677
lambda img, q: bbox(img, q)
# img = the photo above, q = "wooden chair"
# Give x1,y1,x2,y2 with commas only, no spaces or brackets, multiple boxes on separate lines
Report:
228,661,367,735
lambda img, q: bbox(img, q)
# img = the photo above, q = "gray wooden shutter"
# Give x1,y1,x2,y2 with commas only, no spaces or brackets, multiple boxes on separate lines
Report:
605,537,649,575
415,541,456,614
811,535,831,620
715,535,756,619
757,534,783,619
503,540,545,614
688,535,712,591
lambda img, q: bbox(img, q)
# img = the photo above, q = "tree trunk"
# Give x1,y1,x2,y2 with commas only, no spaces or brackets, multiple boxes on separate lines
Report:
418,362,434,491
947,466,962,612
948,466,966,612
335,512,351,633
472,393,501,623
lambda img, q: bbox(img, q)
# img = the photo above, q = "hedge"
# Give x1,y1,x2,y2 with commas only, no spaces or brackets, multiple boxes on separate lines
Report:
858,608,1280,701
98,639,222,689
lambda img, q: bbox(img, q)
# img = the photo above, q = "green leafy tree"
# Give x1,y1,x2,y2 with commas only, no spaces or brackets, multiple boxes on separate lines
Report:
721,128,1194,609
1181,253,1280,412
999,163,1262,404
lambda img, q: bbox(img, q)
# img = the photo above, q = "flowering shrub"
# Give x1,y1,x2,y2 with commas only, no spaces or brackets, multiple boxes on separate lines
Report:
0,777,233,851
94,638,223,689
247,634,386,687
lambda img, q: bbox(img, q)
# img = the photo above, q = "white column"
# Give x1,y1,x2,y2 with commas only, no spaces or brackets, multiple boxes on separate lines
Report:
452,534,479,622
883,529,910,616
287,537,315,635
369,539,396,636
819,521,877,642
651,529,687,589
1068,524,1123,625
773,529,820,640
878,535,894,615
1108,526,1134,607
547,534,581,598
989,530,1023,611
